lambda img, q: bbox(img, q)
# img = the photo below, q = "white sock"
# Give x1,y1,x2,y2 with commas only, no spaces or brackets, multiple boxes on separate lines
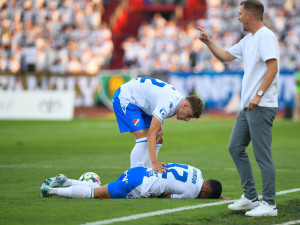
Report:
50,186,94,198
143,143,163,168
156,143,162,156
143,150,151,168
64,179,100,188
130,137,148,168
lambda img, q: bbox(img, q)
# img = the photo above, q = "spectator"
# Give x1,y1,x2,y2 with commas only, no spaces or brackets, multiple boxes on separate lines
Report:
0,0,111,92
122,0,300,72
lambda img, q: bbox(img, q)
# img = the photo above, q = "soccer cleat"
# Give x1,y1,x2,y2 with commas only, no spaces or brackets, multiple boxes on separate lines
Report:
44,174,67,188
228,194,260,210
40,183,52,197
245,201,278,217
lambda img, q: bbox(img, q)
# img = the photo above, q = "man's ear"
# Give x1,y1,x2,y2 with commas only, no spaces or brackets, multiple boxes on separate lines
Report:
201,187,207,192
183,101,189,107
248,12,253,20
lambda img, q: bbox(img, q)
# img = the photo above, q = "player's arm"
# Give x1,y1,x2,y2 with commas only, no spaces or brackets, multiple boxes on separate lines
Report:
158,194,171,198
248,58,278,111
156,123,163,144
196,26,236,62
147,116,166,173
220,195,230,200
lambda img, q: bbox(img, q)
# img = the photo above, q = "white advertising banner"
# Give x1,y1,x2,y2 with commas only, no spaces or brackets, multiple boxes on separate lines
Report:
0,91,75,120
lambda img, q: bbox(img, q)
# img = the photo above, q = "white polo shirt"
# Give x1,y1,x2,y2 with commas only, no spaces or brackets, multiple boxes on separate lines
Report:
228,26,280,110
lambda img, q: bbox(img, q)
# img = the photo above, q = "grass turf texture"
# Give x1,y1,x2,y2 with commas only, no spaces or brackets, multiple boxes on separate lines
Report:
0,117,299,225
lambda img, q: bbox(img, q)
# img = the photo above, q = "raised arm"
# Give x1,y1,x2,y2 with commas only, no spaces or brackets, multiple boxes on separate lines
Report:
196,27,236,62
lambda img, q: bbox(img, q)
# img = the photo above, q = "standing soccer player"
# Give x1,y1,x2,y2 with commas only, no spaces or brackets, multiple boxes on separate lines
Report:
198,0,279,217
112,77,203,173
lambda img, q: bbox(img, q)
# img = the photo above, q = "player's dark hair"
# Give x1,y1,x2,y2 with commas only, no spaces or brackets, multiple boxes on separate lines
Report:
240,0,264,21
207,179,222,199
186,95,203,118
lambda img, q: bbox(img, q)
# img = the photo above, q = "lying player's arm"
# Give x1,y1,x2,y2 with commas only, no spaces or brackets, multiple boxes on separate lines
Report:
220,195,230,200
158,194,171,198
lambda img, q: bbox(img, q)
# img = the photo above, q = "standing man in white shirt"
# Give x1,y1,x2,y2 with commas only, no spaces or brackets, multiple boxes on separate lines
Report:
197,0,279,217
112,77,203,173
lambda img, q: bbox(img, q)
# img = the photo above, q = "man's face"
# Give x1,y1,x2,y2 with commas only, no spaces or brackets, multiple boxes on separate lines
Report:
176,103,194,122
238,5,250,31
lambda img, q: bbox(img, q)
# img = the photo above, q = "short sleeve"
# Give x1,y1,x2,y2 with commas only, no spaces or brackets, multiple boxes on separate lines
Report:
152,102,171,123
258,32,279,62
228,41,243,61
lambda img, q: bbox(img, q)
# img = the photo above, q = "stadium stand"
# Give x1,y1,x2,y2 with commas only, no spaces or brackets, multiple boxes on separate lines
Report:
0,0,112,92
0,0,299,109
121,0,300,72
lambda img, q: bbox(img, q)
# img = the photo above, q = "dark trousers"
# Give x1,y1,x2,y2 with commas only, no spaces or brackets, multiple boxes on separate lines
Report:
228,106,277,205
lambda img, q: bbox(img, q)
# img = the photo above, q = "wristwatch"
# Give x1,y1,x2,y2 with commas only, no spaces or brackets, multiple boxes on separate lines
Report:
257,90,264,97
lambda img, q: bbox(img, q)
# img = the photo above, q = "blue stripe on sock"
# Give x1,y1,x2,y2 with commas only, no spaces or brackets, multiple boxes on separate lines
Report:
90,188,93,198
136,140,147,143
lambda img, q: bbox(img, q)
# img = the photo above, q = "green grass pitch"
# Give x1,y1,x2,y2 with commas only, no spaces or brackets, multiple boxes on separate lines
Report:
0,117,299,225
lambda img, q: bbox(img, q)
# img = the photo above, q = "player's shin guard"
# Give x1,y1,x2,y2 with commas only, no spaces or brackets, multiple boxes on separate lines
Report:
64,179,100,188
156,143,162,156
141,143,163,168
52,186,94,198
130,137,148,168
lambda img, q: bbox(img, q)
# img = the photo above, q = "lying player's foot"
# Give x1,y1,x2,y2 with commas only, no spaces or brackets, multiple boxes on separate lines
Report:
44,174,67,188
40,183,52,197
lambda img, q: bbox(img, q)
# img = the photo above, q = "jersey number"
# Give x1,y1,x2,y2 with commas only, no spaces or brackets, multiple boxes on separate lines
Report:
140,78,166,87
162,163,188,182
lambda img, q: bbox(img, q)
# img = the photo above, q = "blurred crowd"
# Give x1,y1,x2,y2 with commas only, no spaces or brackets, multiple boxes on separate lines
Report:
0,0,114,107
0,0,299,107
0,0,113,76
122,0,300,73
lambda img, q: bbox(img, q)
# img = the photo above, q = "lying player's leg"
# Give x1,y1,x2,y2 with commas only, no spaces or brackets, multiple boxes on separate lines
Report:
45,174,100,188
41,183,110,199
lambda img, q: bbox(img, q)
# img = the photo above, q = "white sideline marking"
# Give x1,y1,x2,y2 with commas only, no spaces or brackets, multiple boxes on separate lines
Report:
274,220,300,225
82,188,300,225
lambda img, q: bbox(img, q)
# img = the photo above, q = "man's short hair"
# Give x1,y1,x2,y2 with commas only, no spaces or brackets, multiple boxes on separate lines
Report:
240,0,264,21
207,179,222,199
186,95,203,118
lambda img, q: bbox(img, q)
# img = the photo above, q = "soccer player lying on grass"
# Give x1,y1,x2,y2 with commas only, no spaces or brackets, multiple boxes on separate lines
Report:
41,163,228,199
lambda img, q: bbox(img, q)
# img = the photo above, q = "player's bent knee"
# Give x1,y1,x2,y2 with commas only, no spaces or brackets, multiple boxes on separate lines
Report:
131,129,148,140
